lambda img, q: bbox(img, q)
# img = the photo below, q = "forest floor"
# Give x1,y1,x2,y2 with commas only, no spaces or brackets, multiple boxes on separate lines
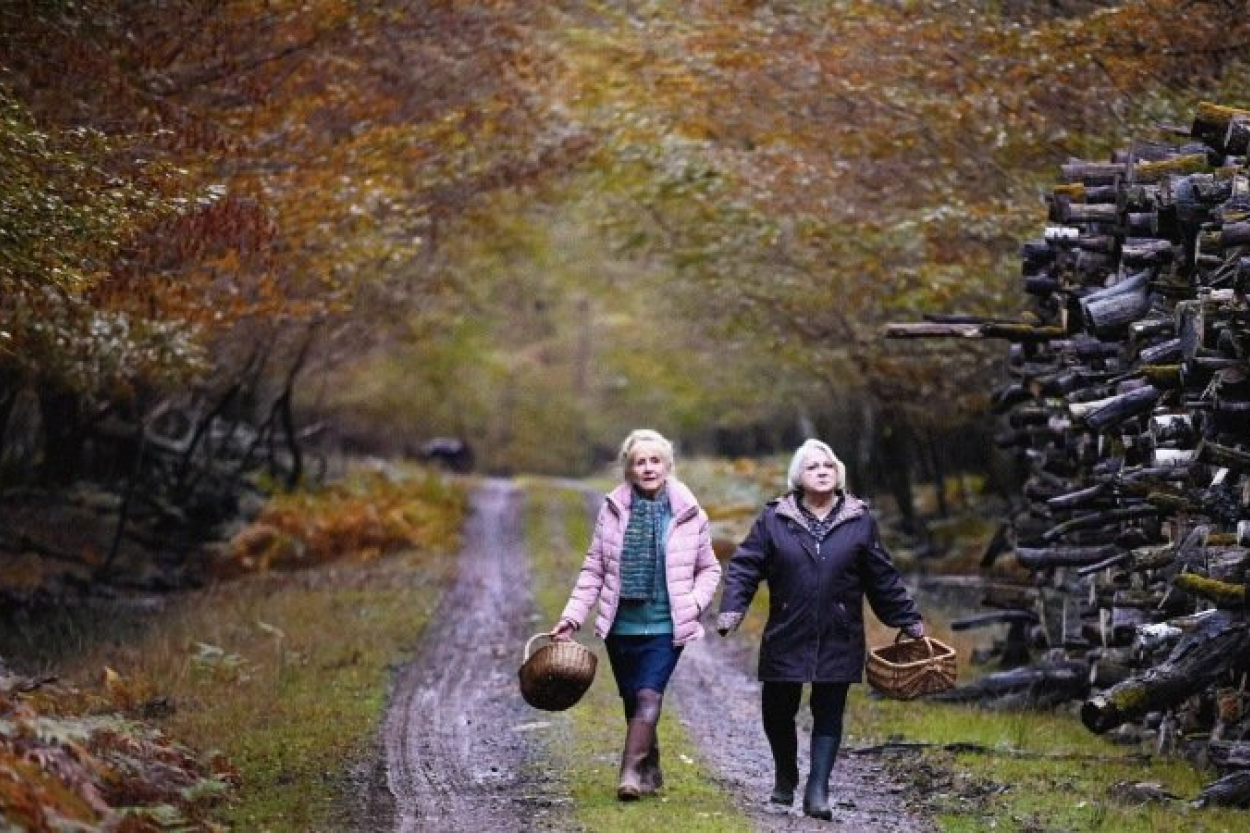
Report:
355,479,934,832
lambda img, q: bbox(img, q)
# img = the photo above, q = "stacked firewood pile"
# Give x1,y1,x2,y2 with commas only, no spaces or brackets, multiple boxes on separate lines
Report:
888,102,1250,805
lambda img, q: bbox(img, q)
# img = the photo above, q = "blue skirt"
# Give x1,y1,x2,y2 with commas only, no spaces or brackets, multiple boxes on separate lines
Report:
605,633,683,698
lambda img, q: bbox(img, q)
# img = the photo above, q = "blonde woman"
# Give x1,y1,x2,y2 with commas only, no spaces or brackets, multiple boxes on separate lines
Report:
552,429,722,800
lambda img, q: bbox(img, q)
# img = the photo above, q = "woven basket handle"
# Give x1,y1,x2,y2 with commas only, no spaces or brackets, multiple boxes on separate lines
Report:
896,631,935,658
524,632,555,662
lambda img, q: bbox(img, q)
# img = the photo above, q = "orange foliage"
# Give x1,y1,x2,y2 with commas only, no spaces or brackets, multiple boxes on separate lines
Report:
0,672,228,830
220,470,466,575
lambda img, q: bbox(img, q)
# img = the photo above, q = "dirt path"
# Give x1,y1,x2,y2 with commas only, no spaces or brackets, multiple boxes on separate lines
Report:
358,479,571,832
671,635,935,832
362,479,932,831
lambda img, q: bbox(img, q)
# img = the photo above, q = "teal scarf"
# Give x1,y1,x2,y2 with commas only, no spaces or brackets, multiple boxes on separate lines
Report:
619,488,670,601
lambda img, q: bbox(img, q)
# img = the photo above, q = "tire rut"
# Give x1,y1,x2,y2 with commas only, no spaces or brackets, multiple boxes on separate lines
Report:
369,480,569,832
361,478,931,832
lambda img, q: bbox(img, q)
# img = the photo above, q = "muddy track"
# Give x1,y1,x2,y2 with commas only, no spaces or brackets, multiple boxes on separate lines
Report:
359,480,570,832
671,635,935,832
360,479,932,831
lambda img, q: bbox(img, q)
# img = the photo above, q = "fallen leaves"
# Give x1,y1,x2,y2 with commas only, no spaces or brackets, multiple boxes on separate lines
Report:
1,666,231,830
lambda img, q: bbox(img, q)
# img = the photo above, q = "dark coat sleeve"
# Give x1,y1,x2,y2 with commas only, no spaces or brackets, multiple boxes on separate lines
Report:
858,514,921,627
718,509,771,615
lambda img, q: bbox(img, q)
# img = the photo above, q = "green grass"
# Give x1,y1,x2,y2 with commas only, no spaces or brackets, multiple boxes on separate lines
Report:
55,551,457,831
845,690,1247,832
520,480,754,832
2,475,468,833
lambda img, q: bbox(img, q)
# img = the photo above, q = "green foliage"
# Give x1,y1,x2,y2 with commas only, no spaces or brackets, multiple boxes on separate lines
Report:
0,87,200,396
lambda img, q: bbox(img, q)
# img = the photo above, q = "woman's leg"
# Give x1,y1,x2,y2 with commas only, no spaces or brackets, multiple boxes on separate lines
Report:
761,681,802,804
617,688,660,800
803,682,850,820
608,636,681,800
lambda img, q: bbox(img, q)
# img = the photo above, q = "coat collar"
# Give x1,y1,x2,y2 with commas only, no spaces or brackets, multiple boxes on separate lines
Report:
606,479,699,520
774,490,866,530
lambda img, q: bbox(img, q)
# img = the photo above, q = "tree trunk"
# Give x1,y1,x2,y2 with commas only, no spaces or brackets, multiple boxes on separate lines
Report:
875,413,917,535
38,388,83,484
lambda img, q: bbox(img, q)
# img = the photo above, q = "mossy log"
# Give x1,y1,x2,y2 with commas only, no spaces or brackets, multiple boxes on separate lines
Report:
1081,611,1250,734
1192,101,1250,149
978,323,1067,343
1132,153,1209,183
1196,440,1250,473
1173,573,1246,608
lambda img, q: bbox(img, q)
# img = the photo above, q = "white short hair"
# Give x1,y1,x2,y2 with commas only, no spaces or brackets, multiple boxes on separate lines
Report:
618,428,675,478
786,439,846,491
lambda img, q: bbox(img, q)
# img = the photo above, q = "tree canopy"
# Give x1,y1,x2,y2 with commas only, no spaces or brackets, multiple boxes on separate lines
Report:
3,0,1250,483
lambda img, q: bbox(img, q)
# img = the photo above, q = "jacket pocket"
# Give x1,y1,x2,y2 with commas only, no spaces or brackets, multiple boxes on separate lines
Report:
833,601,862,634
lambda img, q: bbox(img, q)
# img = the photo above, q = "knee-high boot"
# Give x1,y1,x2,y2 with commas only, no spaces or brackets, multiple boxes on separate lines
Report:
639,737,662,794
617,718,656,801
802,734,838,820
762,717,799,805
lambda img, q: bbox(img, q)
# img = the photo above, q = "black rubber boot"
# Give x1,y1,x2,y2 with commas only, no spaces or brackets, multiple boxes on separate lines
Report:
802,734,838,820
763,719,799,805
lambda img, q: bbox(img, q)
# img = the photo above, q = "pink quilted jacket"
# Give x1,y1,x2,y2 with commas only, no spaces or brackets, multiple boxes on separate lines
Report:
559,479,722,645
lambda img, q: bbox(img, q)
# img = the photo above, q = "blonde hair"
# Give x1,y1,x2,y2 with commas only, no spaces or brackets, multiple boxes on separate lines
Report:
618,429,675,479
786,439,846,491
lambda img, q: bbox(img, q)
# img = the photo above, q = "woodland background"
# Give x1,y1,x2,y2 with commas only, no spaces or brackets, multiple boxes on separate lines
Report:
4,0,1250,576
5,3,1250,830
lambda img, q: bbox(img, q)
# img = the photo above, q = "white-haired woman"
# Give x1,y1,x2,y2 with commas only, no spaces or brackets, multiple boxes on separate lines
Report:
552,429,722,800
716,439,924,820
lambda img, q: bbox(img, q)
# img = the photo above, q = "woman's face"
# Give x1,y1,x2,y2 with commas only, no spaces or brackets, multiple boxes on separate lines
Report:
628,441,670,496
797,451,839,496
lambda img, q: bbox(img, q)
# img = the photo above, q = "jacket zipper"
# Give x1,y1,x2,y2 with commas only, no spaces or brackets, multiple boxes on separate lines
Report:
811,533,822,679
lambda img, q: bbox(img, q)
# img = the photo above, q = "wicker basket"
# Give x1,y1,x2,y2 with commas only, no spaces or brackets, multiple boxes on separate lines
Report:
866,634,957,700
518,633,598,711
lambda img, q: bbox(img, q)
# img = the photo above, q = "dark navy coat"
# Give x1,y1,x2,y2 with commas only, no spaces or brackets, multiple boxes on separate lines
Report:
719,492,920,683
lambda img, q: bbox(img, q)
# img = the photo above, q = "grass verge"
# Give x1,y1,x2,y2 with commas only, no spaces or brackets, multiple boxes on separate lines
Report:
847,618,1248,833
2,470,468,831
520,479,754,833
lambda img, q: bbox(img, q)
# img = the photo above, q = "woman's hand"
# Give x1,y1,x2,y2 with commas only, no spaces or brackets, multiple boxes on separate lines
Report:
903,621,925,639
550,619,577,641
716,611,744,636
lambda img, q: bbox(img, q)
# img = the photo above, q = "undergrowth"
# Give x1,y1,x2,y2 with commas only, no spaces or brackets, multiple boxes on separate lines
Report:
1,466,468,831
